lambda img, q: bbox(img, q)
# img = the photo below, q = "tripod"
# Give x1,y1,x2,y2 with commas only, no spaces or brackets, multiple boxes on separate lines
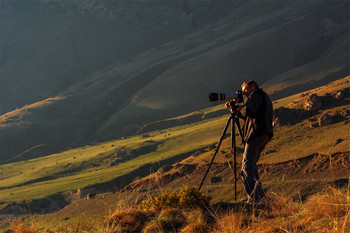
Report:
198,105,244,201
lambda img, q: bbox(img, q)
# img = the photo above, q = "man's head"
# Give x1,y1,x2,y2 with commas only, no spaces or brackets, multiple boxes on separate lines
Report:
241,80,259,98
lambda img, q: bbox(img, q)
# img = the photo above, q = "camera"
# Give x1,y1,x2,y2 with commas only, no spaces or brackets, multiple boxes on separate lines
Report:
209,90,243,103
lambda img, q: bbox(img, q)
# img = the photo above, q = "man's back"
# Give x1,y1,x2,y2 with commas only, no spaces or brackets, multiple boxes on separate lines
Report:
242,88,273,142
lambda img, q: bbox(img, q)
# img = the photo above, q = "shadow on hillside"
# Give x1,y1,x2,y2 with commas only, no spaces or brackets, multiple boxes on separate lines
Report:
274,91,350,127
269,70,349,101
211,177,349,215
211,200,270,216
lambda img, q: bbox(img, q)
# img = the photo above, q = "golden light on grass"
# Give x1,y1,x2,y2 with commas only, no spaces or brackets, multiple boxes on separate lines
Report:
10,218,36,233
106,206,156,232
212,210,248,233
7,184,349,232
212,185,349,233
301,186,350,232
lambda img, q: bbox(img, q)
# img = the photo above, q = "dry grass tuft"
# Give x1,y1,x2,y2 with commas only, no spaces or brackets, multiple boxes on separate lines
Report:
143,208,185,233
212,186,349,233
300,186,350,232
141,186,211,210
180,209,208,233
9,185,349,232
10,218,36,233
263,192,300,217
304,187,349,218
142,209,180,232
106,206,156,232
212,210,249,233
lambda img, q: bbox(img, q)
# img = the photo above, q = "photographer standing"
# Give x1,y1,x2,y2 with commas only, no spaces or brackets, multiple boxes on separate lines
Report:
226,80,273,203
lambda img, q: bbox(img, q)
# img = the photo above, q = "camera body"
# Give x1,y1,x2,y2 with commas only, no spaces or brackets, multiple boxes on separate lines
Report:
209,90,243,103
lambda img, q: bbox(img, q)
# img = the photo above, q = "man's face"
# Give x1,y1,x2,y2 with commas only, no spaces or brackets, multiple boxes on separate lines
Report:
242,84,255,98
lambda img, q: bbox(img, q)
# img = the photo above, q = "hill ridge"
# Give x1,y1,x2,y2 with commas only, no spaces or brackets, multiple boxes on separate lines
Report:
1,0,349,162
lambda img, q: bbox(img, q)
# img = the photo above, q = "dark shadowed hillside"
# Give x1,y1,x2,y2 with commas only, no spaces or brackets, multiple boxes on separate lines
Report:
0,0,349,162
0,0,234,113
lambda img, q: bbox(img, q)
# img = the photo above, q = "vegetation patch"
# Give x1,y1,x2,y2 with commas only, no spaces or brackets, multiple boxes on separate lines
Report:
141,186,211,210
8,185,349,232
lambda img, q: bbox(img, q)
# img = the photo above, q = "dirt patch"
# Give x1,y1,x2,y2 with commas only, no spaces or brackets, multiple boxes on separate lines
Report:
261,152,349,179
123,151,350,192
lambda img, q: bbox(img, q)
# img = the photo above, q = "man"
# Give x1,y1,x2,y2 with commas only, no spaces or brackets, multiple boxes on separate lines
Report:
226,80,273,203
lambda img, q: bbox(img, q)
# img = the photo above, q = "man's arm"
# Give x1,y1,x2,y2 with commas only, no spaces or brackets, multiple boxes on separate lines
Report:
240,92,263,118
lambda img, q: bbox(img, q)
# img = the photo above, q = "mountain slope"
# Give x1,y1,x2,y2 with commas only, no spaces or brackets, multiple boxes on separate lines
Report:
0,0,236,113
0,0,349,162
0,76,348,229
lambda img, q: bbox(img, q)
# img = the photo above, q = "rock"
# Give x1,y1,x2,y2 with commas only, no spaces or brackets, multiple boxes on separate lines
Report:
192,149,204,157
307,119,319,128
262,150,275,155
115,151,126,158
210,176,222,183
273,107,287,127
340,109,350,117
86,193,96,200
335,91,344,100
335,139,343,145
318,113,332,126
66,188,82,201
157,164,172,174
273,117,282,127
273,107,300,126
303,94,321,111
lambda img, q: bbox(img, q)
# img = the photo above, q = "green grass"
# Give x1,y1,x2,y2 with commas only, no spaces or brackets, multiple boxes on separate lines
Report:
0,117,225,206
260,120,350,164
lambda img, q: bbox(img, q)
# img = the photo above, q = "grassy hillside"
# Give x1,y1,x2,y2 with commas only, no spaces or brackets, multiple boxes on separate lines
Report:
1,0,349,162
0,76,349,232
0,113,225,209
0,76,349,215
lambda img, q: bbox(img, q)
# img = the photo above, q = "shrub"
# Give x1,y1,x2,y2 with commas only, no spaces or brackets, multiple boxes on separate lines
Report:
141,186,211,210
106,206,156,232
143,208,185,233
212,211,249,233
11,218,36,233
180,209,208,233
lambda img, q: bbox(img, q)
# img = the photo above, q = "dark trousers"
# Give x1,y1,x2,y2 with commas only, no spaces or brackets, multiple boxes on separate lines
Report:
241,134,270,201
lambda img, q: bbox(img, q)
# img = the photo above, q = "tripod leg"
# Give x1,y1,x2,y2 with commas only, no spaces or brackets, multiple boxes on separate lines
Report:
232,116,237,201
198,115,232,192
234,117,245,145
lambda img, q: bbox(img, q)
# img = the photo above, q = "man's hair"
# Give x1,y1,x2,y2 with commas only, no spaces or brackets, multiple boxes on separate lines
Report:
241,80,259,89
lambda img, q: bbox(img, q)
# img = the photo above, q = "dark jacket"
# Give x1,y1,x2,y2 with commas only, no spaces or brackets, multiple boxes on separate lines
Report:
240,88,273,142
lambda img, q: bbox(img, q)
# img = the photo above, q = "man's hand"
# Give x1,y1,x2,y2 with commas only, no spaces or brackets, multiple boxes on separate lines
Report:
225,101,231,109
235,105,243,118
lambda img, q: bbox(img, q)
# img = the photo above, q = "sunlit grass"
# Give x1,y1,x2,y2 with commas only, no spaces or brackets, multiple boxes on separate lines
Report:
2,100,348,205
1,76,349,214
0,117,224,204
12,185,349,232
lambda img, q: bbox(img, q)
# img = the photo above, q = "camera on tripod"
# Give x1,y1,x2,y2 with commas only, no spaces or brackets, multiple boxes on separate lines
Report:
209,90,243,103
199,90,245,197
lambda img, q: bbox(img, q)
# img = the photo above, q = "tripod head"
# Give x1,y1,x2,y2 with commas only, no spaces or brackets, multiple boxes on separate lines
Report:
225,99,244,116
